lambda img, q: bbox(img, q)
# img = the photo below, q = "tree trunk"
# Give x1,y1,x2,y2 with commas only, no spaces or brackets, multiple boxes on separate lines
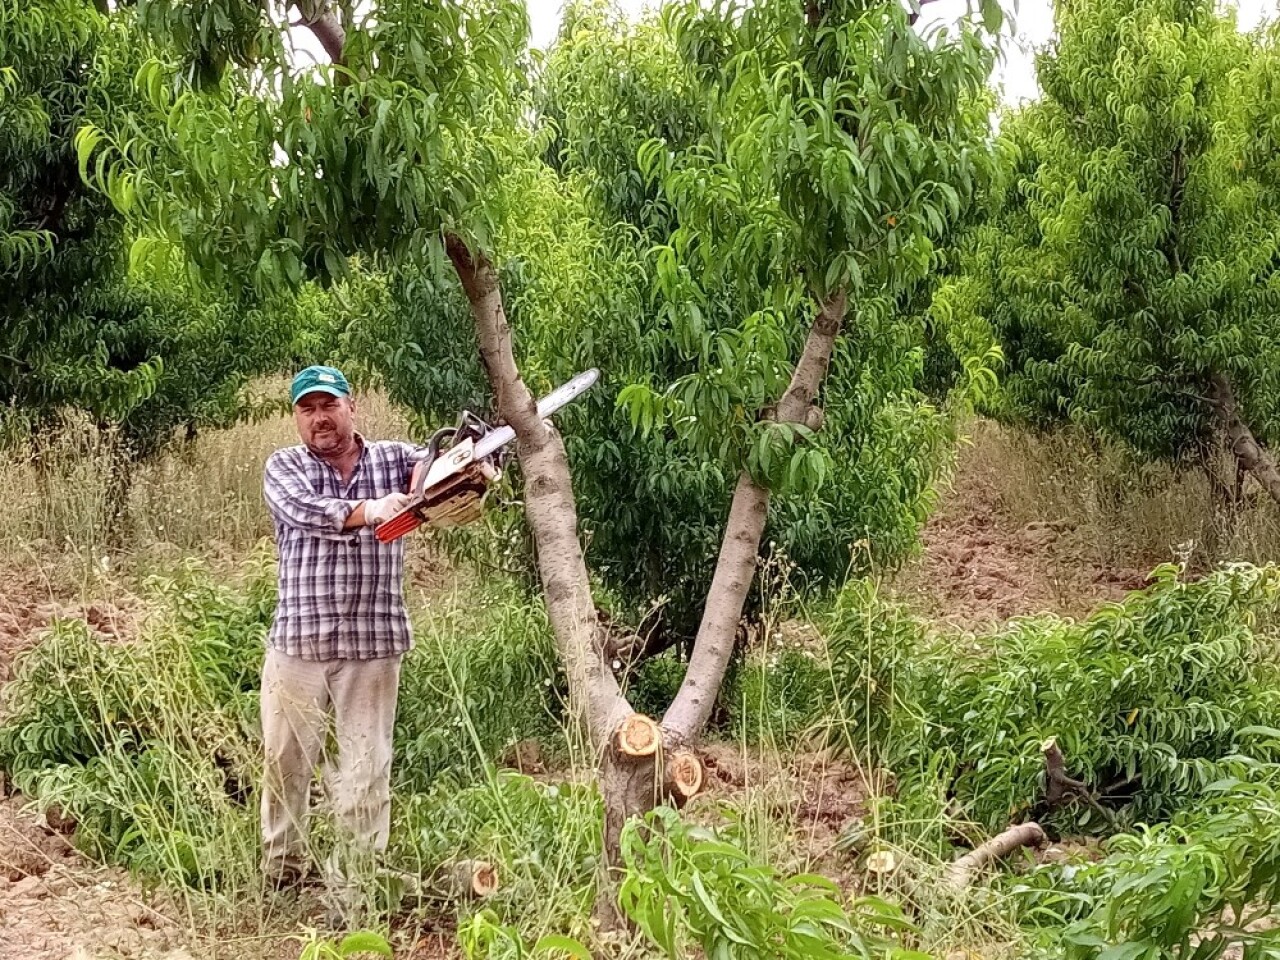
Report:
1208,372,1280,505
663,289,847,742
445,234,631,740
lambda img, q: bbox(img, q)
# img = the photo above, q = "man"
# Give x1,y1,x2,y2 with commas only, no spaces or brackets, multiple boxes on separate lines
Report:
259,364,415,905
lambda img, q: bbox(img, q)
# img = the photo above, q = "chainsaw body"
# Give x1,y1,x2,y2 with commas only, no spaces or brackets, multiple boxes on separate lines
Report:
375,425,502,543
374,368,600,544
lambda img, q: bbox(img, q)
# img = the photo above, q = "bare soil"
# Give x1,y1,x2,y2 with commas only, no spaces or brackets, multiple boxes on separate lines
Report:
0,794,194,960
890,439,1152,629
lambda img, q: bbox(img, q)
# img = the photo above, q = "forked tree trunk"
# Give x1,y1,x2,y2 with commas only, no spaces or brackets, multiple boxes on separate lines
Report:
663,289,848,742
1208,371,1280,505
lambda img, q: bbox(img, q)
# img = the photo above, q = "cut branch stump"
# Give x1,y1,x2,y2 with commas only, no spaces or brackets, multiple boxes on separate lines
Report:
614,713,661,758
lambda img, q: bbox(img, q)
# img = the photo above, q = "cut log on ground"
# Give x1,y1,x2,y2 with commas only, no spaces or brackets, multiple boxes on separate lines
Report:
942,822,1046,890
427,859,500,900
614,713,662,758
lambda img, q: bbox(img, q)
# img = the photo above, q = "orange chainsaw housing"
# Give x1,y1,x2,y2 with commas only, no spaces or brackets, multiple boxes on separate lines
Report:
374,457,499,543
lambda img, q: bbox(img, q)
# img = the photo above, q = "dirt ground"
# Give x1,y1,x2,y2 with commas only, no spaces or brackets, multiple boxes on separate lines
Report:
0,795,198,960
889,440,1152,629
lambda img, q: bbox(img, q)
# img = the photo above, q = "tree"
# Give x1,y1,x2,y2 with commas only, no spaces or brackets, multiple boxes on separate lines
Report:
82,0,999,922
0,0,294,511
527,2,1001,649
941,0,1280,504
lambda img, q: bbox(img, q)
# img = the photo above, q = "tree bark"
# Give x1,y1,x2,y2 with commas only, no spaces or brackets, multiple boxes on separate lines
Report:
942,822,1046,890
663,289,847,742
445,234,631,741
293,0,347,66
1208,372,1280,505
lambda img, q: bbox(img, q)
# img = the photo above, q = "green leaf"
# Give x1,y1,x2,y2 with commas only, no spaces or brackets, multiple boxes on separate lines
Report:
533,934,594,959
336,932,392,957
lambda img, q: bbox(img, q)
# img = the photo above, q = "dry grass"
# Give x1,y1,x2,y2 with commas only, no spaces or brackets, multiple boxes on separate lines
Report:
962,419,1280,572
0,385,419,587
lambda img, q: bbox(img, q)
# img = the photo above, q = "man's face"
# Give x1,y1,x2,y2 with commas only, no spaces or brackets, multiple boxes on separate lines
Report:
294,392,357,457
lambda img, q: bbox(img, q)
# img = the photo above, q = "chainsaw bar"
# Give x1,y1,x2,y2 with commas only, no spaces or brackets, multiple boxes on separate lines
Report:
472,367,600,461
374,368,600,543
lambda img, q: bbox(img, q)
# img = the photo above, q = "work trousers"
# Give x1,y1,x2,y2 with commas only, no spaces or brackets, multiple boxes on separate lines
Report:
259,647,402,880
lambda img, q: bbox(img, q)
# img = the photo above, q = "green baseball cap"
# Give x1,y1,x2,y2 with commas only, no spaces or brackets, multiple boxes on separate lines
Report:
291,365,351,404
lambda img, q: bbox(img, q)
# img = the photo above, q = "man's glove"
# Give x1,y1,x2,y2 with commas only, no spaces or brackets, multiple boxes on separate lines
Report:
363,492,412,527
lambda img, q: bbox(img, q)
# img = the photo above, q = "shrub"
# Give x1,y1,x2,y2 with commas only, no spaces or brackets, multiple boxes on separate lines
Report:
1007,759,1280,959
826,564,1280,835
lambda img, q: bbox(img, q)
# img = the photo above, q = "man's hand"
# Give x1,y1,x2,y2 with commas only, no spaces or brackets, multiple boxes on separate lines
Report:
363,492,413,526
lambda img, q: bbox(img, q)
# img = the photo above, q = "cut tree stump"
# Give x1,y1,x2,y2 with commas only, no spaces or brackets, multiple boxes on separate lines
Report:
614,713,661,758
942,822,1046,890
663,751,704,804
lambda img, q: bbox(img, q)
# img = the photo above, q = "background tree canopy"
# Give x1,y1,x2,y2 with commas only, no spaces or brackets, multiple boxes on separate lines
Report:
0,0,294,472
938,0,1280,501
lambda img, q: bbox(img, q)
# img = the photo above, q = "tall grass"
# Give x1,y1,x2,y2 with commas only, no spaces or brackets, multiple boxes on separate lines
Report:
961,419,1280,571
0,387,416,582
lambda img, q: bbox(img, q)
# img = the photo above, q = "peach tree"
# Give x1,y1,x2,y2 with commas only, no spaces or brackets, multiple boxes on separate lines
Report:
79,0,1000,919
939,0,1280,503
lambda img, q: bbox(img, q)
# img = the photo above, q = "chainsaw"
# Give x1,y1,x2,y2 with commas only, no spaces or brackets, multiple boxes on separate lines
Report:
375,368,600,543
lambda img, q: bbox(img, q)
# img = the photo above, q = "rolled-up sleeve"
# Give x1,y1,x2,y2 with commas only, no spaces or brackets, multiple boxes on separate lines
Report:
264,449,358,537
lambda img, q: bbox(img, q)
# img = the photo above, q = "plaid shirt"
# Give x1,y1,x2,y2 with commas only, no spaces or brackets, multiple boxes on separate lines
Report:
264,437,415,660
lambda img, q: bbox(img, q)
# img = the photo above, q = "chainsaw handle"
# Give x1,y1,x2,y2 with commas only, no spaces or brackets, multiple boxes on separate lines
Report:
410,426,457,497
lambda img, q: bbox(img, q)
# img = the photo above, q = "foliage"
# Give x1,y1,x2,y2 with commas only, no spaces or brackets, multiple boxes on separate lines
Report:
825,563,1280,836
296,929,394,960
940,0,1280,464
824,579,932,764
0,0,293,465
77,0,1008,646
619,807,930,959
393,587,564,794
532,0,1005,636
0,553,274,886
720,646,829,746
1008,759,1280,959
394,772,601,928
0,553,566,893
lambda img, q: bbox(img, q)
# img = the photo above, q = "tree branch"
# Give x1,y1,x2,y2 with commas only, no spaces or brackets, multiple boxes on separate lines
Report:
292,0,347,66
663,289,847,742
445,234,630,741
942,822,1046,889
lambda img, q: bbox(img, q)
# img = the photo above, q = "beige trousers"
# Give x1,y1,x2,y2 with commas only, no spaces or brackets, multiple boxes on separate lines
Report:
259,647,402,879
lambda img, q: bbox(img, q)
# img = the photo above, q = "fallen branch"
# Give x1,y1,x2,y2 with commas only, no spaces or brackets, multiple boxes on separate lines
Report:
1041,737,1089,805
1040,737,1115,825
942,822,1046,889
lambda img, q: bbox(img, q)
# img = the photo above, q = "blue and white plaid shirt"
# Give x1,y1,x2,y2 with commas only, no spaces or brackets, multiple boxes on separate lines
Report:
263,436,416,660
